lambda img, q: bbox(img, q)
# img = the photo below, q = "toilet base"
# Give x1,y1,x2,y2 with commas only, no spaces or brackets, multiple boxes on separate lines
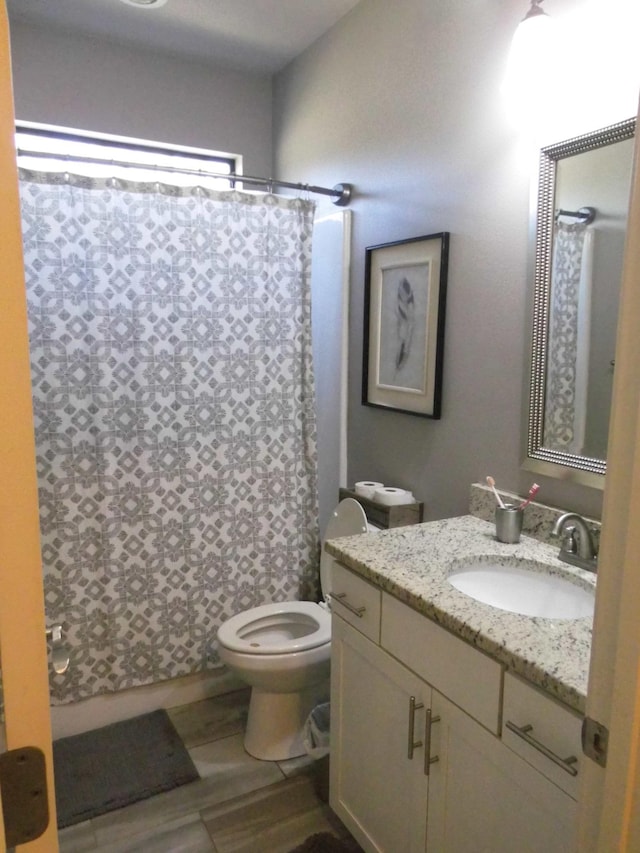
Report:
244,683,328,761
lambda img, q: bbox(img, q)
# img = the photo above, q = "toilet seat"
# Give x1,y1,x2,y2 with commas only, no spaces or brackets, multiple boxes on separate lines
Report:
217,601,330,655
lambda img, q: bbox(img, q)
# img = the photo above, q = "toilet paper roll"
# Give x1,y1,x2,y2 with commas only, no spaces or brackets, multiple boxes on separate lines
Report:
373,487,415,506
354,481,384,500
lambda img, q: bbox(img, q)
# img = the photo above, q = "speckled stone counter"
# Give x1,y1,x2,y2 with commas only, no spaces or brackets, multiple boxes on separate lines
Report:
325,515,595,714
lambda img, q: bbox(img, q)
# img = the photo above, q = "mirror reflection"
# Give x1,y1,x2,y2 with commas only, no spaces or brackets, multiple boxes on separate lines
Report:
527,118,635,480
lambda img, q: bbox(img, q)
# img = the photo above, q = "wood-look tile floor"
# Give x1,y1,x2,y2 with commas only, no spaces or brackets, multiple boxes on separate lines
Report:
58,688,360,852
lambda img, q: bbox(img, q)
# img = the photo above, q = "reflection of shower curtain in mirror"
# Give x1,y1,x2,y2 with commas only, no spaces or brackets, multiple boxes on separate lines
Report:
19,172,319,704
544,221,593,454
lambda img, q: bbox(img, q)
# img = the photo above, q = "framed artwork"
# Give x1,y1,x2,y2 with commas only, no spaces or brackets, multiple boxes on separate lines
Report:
362,233,449,418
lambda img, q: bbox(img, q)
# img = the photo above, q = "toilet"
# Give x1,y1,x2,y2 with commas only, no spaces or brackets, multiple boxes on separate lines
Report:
216,498,374,761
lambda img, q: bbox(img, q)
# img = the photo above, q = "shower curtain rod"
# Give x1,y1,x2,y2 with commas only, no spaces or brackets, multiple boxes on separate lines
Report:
555,206,596,224
16,147,353,206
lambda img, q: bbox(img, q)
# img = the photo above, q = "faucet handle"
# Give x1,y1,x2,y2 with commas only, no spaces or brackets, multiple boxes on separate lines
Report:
551,513,598,573
559,525,577,555
46,623,70,675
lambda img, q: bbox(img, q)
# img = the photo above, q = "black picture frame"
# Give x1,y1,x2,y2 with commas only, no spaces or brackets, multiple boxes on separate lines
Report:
362,232,449,418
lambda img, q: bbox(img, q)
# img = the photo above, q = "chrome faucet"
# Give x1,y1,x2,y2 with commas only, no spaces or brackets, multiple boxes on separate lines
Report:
551,513,598,573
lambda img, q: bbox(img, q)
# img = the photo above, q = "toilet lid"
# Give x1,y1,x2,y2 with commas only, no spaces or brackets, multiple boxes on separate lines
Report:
320,498,369,597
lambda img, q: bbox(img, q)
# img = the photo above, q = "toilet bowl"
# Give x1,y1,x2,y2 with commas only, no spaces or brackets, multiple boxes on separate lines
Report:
216,498,374,761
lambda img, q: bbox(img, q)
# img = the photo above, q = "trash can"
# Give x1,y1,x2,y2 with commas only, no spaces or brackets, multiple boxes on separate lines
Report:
303,702,330,802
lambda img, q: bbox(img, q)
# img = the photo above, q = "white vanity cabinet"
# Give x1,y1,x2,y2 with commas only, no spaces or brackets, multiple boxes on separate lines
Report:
329,565,579,853
330,615,430,852
427,690,577,852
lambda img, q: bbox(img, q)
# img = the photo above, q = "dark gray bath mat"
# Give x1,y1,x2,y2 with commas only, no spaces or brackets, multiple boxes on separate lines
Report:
289,832,363,853
53,709,199,828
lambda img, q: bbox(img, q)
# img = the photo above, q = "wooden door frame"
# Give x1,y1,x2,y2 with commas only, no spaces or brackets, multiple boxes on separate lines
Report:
0,2,58,849
578,94,640,851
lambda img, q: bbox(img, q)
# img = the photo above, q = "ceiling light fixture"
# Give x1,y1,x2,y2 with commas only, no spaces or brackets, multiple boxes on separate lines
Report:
502,0,557,126
510,0,553,62
118,0,168,8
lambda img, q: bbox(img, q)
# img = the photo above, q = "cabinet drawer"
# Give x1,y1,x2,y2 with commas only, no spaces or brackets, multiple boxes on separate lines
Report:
381,593,502,733
331,563,381,642
502,672,582,800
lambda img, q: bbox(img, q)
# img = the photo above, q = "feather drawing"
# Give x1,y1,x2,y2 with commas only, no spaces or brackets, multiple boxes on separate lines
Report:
395,276,415,369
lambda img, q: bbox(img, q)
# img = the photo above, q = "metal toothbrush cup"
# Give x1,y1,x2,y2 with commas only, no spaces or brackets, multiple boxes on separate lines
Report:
495,504,524,544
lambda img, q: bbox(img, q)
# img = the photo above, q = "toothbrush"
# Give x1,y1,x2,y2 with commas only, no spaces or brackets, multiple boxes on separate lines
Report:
486,476,505,509
518,483,540,511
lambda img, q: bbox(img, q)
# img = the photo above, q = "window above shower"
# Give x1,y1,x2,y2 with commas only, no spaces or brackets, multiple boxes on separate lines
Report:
15,122,239,189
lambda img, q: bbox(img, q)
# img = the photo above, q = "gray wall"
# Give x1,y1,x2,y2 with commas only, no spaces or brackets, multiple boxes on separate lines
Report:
273,0,636,522
8,20,273,177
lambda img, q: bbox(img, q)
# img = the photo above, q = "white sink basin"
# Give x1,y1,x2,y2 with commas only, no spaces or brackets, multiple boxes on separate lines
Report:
448,558,595,620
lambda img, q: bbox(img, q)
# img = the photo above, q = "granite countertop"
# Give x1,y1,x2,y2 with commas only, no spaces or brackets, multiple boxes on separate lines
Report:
325,514,595,714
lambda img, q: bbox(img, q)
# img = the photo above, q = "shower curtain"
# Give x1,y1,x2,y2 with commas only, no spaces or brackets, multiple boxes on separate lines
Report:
544,220,593,455
19,170,319,704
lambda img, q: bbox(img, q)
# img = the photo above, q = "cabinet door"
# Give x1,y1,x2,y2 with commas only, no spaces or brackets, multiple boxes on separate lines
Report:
330,614,430,853
427,692,577,853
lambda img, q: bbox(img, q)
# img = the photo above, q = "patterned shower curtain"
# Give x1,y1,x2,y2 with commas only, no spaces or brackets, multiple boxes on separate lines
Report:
19,171,319,704
544,220,592,455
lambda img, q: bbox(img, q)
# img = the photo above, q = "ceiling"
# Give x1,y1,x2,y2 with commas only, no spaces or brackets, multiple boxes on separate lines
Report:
6,0,362,74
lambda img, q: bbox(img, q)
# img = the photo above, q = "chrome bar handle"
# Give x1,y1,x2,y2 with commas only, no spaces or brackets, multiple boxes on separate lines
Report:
407,696,424,759
332,592,366,618
424,709,441,776
505,721,578,777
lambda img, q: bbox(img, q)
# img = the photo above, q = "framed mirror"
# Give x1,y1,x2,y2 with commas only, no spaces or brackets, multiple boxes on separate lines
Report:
526,117,636,485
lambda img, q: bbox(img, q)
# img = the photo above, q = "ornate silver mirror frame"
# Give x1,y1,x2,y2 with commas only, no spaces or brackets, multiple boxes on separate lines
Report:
526,116,636,485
